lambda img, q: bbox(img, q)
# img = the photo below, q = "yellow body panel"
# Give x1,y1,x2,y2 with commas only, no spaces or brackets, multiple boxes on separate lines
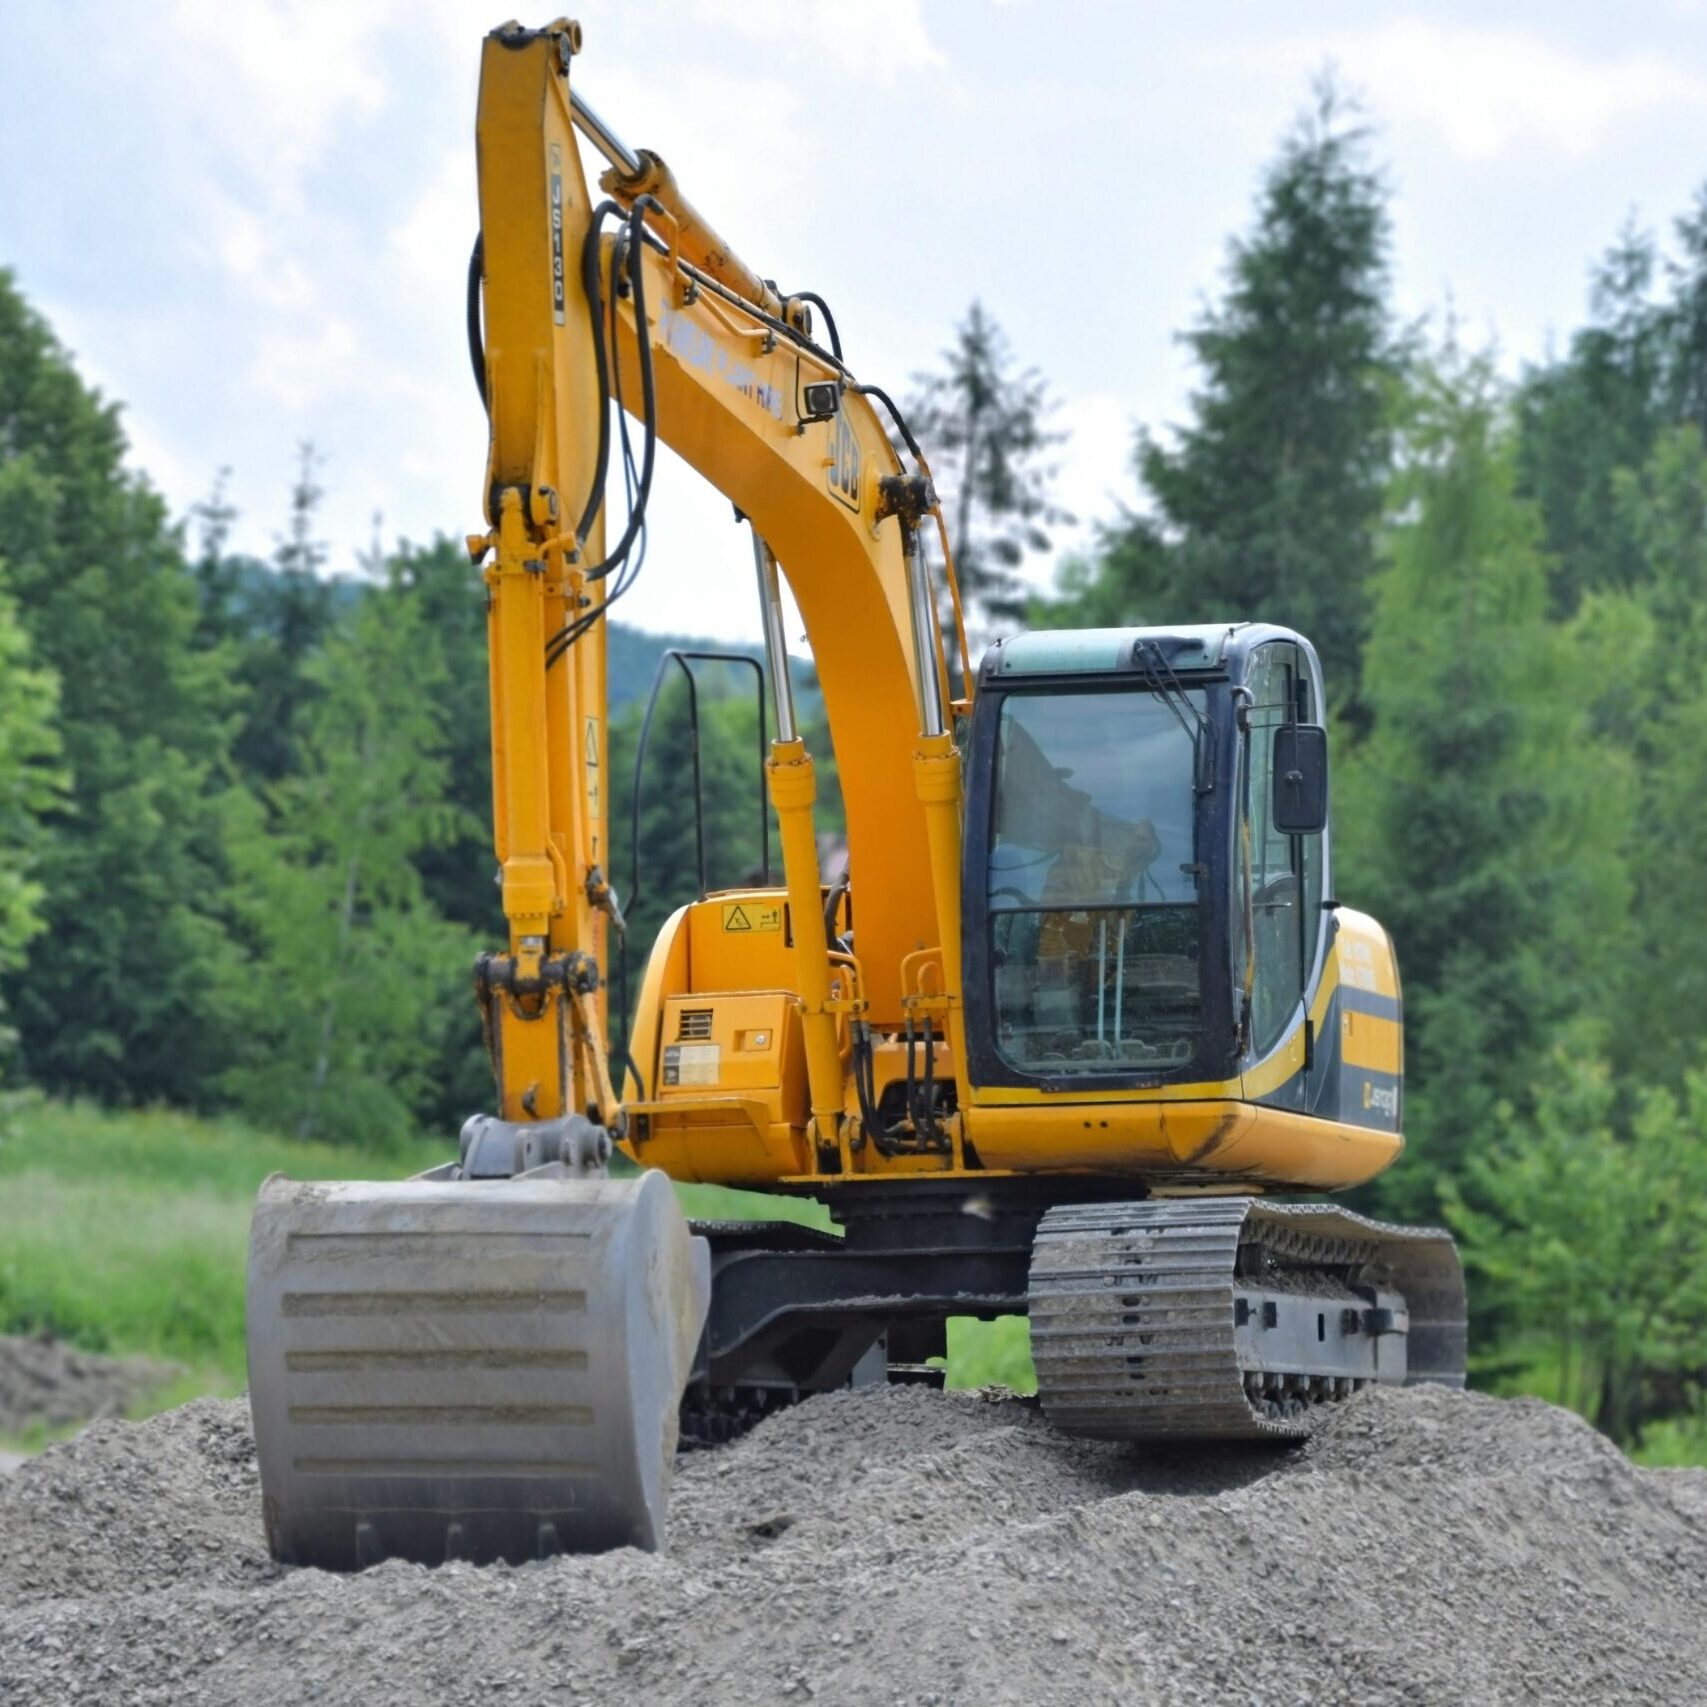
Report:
473,23,1410,1204
623,886,1406,1193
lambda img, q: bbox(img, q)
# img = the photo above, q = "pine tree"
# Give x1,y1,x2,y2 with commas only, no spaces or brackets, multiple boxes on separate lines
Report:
221,579,474,1146
1602,424,1707,1089
0,271,247,1104
0,569,63,991
1048,81,1400,699
1448,1049,1707,1443
1336,345,1630,1223
1661,187,1707,437
1515,222,1671,612
188,468,243,651
907,301,1070,627
390,536,500,940
234,444,339,783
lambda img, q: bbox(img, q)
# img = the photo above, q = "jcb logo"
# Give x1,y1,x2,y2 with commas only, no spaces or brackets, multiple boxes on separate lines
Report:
827,410,861,512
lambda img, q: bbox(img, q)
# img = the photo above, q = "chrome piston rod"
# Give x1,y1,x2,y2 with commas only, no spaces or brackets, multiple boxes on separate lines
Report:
571,90,642,177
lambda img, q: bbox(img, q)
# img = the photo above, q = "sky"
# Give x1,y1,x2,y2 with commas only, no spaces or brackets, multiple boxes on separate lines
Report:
7,1,1707,642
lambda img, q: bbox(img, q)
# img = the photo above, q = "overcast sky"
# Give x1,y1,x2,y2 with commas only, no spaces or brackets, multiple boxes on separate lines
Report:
7,1,1707,641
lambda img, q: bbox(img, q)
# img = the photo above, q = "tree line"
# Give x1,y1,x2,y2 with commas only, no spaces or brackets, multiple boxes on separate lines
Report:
1036,85,1707,1445
4,78,1707,1443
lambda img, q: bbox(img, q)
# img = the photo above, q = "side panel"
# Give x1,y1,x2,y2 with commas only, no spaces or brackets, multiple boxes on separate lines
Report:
621,891,812,1183
1243,907,1404,1138
967,1099,1400,1189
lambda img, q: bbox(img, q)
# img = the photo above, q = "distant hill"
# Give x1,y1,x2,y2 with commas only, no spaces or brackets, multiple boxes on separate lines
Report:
219,554,781,715
607,622,767,710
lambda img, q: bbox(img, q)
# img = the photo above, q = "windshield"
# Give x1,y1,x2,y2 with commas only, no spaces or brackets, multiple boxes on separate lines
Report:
987,688,1204,1075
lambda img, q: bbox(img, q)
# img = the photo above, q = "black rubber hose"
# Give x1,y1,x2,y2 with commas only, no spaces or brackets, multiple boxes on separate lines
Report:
544,196,666,664
852,1027,895,1158
572,200,624,549
588,209,658,580
854,384,925,467
789,289,842,362
823,868,851,944
466,235,487,410
921,1021,935,1140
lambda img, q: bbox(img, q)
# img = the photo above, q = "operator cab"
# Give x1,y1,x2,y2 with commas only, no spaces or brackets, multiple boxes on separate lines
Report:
961,622,1331,1093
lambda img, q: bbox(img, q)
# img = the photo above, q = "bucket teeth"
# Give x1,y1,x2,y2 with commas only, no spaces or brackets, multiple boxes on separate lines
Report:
246,1169,710,1569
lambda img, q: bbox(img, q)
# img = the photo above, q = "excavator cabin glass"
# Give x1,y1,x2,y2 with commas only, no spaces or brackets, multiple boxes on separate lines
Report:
962,622,1333,1097
986,689,1205,1075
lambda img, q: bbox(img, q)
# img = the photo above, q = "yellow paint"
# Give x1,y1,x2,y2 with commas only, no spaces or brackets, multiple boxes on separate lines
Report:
721,900,781,933
1342,1010,1402,1075
476,23,1411,1203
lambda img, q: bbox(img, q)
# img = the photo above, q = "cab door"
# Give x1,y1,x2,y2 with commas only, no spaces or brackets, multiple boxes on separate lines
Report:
1237,640,1327,1089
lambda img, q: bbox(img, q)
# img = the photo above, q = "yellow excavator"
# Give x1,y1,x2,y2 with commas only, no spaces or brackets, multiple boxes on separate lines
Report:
246,18,1465,1569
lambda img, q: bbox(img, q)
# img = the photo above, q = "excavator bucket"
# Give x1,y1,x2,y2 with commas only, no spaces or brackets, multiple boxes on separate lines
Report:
246,1166,710,1569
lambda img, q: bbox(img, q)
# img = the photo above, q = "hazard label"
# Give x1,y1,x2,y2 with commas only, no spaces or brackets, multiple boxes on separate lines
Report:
721,901,781,933
584,716,601,822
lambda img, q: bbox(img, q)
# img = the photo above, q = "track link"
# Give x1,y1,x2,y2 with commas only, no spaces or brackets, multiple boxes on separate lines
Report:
1028,1197,1465,1441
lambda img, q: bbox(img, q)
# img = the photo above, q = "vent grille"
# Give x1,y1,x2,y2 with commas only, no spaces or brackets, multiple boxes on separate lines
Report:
677,1008,714,1041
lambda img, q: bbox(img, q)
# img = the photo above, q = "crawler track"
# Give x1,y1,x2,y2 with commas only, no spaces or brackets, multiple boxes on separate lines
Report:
1028,1197,1465,1440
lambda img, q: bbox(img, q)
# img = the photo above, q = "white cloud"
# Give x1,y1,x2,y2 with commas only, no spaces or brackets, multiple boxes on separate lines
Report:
214,200,321,314
161,0,395,180
1303,20,1702,160
387,148,477,286
1045,391,1137,574
690,0,944,80
250,318,361,411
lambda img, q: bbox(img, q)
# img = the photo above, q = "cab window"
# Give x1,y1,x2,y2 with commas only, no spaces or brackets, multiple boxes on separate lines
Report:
1239,644,1324,1057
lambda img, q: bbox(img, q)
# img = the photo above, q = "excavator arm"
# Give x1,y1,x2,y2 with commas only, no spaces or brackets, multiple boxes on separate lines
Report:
245,17,970,1570
470,19,973,1160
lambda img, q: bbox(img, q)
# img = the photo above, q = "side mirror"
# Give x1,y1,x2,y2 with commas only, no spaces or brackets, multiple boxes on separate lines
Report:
1272,724,1328,835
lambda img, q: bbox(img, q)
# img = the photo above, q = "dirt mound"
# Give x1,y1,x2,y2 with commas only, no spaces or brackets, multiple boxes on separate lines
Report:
2,1384,1705,1706
0,1334,179,1440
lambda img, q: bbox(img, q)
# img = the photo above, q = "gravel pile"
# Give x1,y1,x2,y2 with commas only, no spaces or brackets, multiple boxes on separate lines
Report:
2,1382,1705,1705
0,1334,179,1439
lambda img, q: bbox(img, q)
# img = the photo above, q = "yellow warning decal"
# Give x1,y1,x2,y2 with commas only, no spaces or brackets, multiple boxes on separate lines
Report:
721,901,782,933
584,716,601,823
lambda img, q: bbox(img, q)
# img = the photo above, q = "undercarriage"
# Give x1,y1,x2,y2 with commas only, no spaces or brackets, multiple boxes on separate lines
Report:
681,1180,1466,1446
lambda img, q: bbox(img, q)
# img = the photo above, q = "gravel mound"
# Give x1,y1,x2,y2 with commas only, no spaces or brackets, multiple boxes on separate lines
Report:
0,1334,179,1439
3,1383,1705,1706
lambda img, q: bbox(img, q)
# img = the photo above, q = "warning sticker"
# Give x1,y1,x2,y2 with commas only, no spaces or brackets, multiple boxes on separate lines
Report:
662,1042,720,1087
584,716,601,822
721,901,782,934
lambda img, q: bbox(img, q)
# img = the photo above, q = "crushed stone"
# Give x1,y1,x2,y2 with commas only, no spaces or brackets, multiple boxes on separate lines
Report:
2,1382,1705,1706
0,1333,179,1439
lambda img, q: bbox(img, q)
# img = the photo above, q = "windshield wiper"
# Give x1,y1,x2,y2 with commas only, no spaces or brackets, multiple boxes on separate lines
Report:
1138,640,1215,794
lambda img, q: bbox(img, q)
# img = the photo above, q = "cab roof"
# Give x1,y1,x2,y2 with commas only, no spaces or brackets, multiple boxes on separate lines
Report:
980,623,1265,682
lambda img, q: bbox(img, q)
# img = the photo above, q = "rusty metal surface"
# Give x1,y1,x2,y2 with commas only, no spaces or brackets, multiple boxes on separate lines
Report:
1028,1197,1466,1442
247,1167,709,1569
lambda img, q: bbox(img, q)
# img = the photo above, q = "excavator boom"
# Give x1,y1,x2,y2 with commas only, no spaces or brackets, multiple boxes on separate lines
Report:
247,17,968,1568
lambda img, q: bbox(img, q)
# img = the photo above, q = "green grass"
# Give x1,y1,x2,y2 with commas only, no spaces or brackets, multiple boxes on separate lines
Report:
942,1315,1036,1393
0,1101,444,1408
0,1100,1035,1439
1630,1413,1707,1468
12,1103,1707,1464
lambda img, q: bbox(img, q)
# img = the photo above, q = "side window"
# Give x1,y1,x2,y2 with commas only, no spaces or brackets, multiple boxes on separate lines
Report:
1241,644,1325,1056
1295,671,1325,990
